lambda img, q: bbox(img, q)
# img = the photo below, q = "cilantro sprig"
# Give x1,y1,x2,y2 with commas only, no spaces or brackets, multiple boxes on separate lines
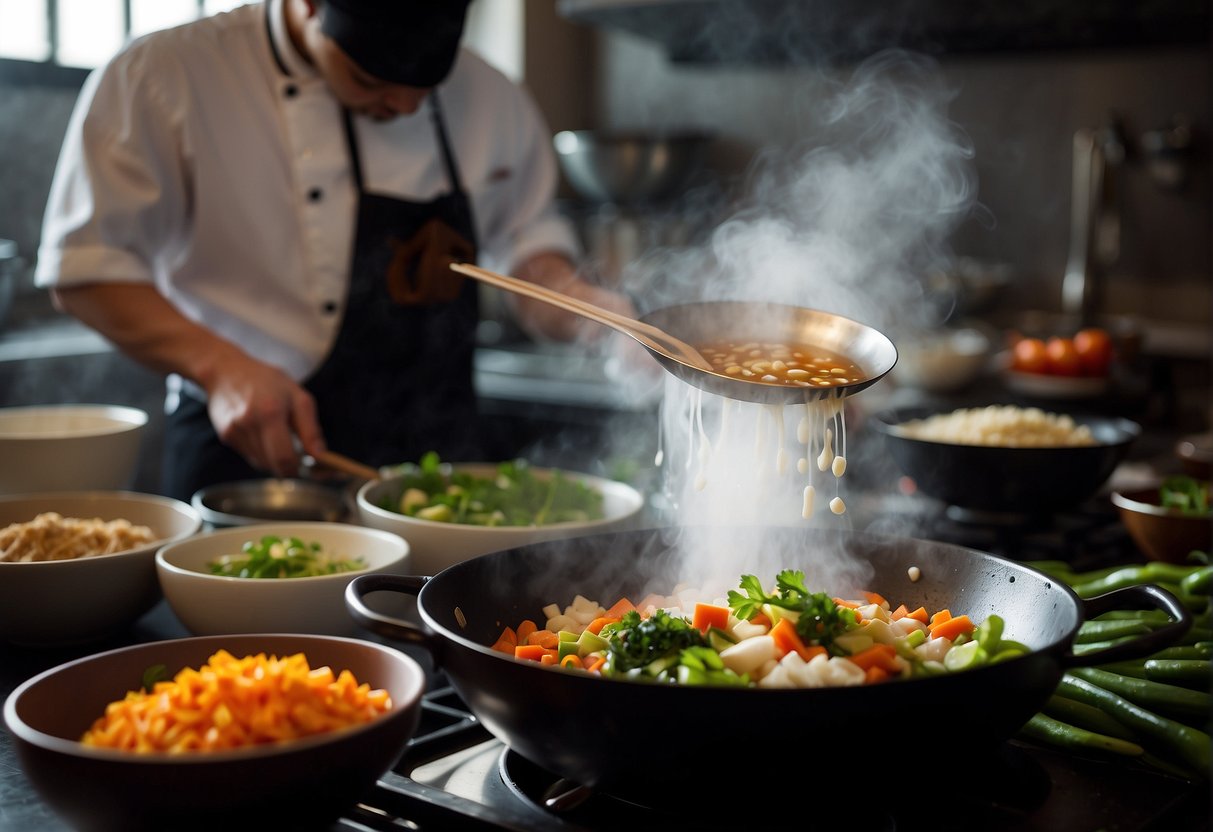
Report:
727,569,858,653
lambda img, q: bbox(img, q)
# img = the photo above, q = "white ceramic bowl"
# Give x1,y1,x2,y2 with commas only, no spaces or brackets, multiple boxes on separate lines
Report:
355,464,646,576
893,326,992,393
156,522,409,636
0,491,201,647
0,404,148,495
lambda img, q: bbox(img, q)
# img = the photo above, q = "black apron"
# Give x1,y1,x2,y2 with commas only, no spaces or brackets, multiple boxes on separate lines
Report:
162,95,484,501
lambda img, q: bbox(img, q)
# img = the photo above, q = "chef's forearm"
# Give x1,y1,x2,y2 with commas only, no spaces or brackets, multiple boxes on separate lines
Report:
50,282,248,391
509,251,635,342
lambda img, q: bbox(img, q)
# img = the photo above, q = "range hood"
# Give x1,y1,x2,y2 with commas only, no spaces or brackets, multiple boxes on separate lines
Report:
558,0,1210,65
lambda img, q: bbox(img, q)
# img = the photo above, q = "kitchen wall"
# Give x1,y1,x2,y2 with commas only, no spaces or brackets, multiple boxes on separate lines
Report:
531,13,1211,335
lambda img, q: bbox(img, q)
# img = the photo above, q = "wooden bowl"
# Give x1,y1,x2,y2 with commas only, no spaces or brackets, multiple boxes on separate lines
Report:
1111,488,1212,564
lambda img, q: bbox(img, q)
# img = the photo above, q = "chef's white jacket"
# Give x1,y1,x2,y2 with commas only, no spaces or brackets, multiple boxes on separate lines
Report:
35,0,579,385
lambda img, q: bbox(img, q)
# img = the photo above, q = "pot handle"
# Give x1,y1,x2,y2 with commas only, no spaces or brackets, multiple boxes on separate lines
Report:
1061,583,1193,667
344,573,440,653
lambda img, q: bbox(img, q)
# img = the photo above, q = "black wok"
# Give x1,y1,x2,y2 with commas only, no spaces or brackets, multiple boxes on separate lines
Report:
346,527,1187,806
871,407,1140,514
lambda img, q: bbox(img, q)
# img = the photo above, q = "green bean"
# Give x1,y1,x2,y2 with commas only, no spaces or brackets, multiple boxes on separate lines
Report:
1095,659,1149,679
1042,694,1137,741
1181,566,1213,596
1094,609,1173,624
1183,627,1213,645
1151,644,1213,660
1143,659,1213,691
1071,562,1204,596
1076,620,1152,643
1069,667,1212,721
1018,712,1143,757
1072,635,1137,656
1057,675,1210,775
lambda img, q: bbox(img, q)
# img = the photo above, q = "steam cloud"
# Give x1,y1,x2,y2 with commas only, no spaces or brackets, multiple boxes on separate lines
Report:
636,50,979,591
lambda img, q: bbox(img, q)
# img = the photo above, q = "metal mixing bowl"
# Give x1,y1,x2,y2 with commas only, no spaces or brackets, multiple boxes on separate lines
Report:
553,130,712,204
191,479,348,528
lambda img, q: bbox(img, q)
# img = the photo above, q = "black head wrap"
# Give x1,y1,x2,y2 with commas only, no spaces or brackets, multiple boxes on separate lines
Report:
320,0,472,87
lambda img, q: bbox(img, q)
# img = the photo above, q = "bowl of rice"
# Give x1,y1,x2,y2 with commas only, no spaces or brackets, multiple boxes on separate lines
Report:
871,405,1140,514
0,492,201,647
3,633,425,831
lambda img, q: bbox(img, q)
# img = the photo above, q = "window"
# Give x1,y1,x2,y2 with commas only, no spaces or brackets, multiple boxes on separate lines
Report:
0,0,247,70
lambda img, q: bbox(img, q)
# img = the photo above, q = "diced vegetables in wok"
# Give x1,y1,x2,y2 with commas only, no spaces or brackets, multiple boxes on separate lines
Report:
490,569,1028,688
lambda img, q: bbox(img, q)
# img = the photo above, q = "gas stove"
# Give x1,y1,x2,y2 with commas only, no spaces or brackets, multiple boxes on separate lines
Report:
331,682,1206,832
319,494,1207,832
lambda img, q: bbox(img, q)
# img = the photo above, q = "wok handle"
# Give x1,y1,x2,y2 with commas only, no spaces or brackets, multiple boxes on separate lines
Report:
1061,583,1193,667
344,573,440,653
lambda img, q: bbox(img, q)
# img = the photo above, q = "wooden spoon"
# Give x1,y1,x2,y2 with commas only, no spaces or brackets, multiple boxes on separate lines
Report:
449,262,713,372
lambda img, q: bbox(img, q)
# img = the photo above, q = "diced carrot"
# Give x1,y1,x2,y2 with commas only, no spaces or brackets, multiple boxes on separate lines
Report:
514,644,547,661
890,604,909,620
930,609,952,627
515,620,538,643
585,656,607,674
539,653,559,665
587,616,621,635
846,643,900,672
496,626,518,646
929,614,975,641
861,591,889,608
526,629,559,649
692,602,731,633
769,617,804,657
490,639,515,655
833,597,860,609
560,654,582,669
604,597,636,618
749,612,772,629
864,665,891,684
906,606,930,624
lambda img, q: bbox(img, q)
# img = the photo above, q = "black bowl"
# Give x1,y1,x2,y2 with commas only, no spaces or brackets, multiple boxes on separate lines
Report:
4,634,424,831
871,407,1140,514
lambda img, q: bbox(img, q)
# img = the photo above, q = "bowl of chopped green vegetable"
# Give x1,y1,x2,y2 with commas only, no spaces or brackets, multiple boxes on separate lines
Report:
1112,477,1213,564
354,454,646,576
156,522,409,636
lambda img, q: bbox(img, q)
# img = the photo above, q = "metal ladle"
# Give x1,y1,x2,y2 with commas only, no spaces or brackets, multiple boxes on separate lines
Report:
450,263,897,405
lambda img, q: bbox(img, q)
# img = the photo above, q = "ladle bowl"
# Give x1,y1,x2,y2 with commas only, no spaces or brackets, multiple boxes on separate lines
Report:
640,301,898,404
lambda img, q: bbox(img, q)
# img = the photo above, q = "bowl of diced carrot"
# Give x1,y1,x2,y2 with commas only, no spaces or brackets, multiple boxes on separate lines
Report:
3,633,425,831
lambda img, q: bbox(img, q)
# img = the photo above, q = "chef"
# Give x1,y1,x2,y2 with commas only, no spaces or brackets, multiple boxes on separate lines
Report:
35,0,633,500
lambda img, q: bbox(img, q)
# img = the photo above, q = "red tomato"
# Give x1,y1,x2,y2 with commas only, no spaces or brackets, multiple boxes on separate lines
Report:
1045,336,1083,376
1073,328,1113,376
1012,337,1049,374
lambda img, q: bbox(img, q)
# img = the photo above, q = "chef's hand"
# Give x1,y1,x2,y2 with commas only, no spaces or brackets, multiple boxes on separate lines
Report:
204,354,326,477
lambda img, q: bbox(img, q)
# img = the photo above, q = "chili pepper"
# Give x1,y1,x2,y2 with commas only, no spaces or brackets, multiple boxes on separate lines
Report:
1018,712,1143,757
1057,675,1210,776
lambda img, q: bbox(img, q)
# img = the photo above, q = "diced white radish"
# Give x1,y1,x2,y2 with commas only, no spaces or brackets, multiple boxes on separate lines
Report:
719,635,777,675
915,636,952,663
731,620,768,640
823,657,866,686
834,632,874,654
757,665,795,688
541,603,560,620
892,617,928,636
856,603,889,622
570,595,598,614
859,618,897,645
545,615,576,633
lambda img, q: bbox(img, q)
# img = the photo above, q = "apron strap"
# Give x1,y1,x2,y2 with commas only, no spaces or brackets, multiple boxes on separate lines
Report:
340,92,468,200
